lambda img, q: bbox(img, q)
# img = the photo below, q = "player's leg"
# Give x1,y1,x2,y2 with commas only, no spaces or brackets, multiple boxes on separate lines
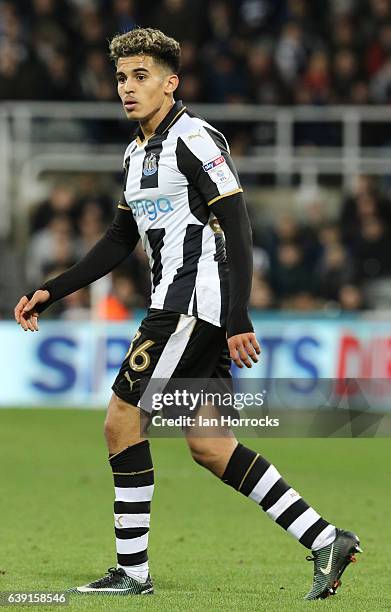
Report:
185,402,361,600
186,402,337,551
70,310,202,595
70,393,154,595
104,391,146,452
105,393,153,584
183,402,237,476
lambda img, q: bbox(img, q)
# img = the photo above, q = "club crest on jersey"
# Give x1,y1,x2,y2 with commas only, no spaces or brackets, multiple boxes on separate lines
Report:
143,152,158,176
202,155,231,184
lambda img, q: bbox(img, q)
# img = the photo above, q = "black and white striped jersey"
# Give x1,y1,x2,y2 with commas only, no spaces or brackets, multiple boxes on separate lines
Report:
118,100,243,328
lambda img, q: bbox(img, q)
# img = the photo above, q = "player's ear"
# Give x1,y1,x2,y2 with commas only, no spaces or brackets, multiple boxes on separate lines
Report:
165,74,179,94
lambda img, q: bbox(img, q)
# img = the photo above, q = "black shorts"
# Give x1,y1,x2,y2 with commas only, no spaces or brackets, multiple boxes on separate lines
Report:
112,308,232,408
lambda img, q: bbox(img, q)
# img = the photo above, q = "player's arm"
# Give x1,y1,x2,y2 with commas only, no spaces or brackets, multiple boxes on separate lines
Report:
176,129,260,368
14,206,139,331
209,191,259,368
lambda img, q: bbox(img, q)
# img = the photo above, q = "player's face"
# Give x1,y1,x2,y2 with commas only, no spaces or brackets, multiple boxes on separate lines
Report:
116,55,176,122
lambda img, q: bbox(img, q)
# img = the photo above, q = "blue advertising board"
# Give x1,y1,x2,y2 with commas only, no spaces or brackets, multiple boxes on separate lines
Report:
1,313,391,407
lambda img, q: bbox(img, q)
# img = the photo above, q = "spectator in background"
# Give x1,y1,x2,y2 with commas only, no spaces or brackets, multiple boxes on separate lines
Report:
0,38,46,99
76,5,107,56
264,213,319,269
370,56,391,102
318,222,342,250
0,239,24,318
176,41,203,101
282,292,320,311
109,0,138,34
286,0,312,25
237,0,277,37
342,193,382,247
206,0,233,47
339,175,391,246
30,185,77,234
45,52,80,100
95,271,139,320
26,214,77,287
178,40,197,73
365,21,391,76
76,201,105,255
247,45,288,104
29,0,68,22
79,49,116,101
350,215,391,280
176,71,203,102
275,22,306,85
302,50,330,104
0,2,27,52
331,15,357,55
75,174,114,221
329,0,355,18
153,0,201,44
316,242,354,303
369,0,391,28
1,0,391,107
205,52,247,103
263,213,299,256
250,273,274,309
332,49,358,103
339,284,365,310
61,288,90,320
302,198,329,233
351,80,370,105
0,41,25,100
29,0,73,71
269,242,312,300
229,130,253,156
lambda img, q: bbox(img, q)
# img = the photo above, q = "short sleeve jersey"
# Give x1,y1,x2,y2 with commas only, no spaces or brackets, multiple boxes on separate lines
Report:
119,100,243,328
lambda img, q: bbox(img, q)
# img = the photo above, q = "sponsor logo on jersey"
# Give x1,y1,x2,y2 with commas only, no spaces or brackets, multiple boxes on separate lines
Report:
128,197,174,221
188,128,204,141
203,155,225,172
143,152,158,176
202,155,231,184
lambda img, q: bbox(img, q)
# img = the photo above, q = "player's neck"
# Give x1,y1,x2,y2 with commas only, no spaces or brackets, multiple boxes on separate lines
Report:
139,98,175,140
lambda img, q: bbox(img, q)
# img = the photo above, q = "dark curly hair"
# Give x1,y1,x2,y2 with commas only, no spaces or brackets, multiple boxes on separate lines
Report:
109,27,181,73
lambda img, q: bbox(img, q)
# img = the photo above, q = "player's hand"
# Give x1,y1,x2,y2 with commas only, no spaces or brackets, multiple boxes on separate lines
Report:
228,332,261,368
14,290,50,332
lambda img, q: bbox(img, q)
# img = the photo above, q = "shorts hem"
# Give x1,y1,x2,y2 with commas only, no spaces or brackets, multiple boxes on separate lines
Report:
111,384,140,407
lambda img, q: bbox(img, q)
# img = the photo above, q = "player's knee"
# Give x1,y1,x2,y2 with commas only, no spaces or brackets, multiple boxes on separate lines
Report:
104,395,128,445
104,394,144,450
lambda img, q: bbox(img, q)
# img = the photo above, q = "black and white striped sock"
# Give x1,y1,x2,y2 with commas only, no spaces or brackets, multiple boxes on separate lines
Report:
222,444,336,551
109,441,154,582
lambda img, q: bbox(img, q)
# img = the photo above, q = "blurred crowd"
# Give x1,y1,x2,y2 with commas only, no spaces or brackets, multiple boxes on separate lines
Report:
0,174,388,320
251,175,391,312
3,0,391,105
3,0,391,318
20,180,151,320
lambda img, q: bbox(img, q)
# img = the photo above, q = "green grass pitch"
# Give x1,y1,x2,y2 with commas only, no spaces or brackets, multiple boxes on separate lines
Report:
0,409,390,611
